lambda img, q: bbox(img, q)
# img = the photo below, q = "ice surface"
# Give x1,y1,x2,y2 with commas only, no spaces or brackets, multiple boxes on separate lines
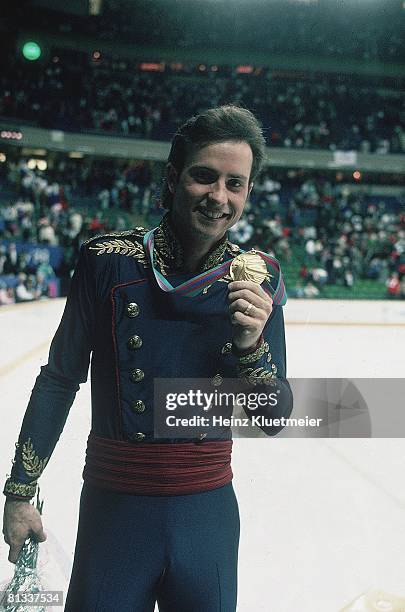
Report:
1,298,404,611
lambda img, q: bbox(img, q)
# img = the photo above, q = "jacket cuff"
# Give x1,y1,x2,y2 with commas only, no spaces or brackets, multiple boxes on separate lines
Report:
231,334,264,361
236,339,279,385
3,478,37,500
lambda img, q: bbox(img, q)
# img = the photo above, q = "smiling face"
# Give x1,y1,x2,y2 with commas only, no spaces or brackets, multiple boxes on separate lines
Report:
168,140,253,249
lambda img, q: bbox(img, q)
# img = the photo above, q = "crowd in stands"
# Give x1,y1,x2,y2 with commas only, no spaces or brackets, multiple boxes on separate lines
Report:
230,173,405,299
1,50,404,154
0,157,160,305
1,158,404,306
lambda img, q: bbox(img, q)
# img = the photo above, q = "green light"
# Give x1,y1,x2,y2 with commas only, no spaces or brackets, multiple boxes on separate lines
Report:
22,42,42,61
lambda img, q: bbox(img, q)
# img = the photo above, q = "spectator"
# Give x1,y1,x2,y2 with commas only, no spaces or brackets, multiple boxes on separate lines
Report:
303,282,320,298
0,281,15,305
386,272,401,299
15,273,35,302
3,243,21,274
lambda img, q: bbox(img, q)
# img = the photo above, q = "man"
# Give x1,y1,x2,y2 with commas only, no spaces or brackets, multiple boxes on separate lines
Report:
3,105,292,611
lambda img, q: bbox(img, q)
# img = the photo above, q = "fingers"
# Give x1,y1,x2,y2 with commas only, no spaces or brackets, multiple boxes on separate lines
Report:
8,541,25,564
229,296,271,320
230,305,264,326
25,513,46,543
5,525,29,563
228,281,272,306
228,281,273,352
5,524,30,560
228,281,273,319
5,527,46,564
228,280,268,297
3,501,46,564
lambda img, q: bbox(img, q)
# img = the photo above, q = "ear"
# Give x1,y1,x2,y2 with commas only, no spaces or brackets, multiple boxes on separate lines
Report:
166,163,178,194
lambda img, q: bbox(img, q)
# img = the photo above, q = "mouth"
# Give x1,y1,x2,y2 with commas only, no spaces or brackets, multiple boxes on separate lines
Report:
196,207,231,221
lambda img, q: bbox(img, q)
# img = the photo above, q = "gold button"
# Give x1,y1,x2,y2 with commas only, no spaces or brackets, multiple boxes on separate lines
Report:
131,400,146,413
127,335,143,350
130,368,144,382
126,303,140,318
211,374,223,387
132,432,146,442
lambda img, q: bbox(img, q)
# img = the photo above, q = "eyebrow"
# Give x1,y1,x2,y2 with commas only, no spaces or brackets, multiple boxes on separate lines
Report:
189,165,249,181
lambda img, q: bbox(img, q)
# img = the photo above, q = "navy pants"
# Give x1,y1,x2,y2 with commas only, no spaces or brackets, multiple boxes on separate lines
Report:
65,482,240,611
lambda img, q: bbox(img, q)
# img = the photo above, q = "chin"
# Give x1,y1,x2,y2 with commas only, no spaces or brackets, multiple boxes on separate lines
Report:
191,225,219,241
197,221,229,239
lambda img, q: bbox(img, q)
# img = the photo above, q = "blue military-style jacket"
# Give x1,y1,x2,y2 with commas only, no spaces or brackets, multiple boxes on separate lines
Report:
3,215,291,500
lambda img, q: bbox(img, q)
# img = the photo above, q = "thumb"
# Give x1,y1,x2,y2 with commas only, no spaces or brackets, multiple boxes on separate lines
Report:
33,526,47,543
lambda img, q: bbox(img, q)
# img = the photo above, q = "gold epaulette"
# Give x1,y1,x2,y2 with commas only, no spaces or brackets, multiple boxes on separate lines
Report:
84,227,148,268
83,227,147,246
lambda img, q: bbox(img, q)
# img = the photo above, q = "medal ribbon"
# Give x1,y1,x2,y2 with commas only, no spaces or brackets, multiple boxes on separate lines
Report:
143,228,287,305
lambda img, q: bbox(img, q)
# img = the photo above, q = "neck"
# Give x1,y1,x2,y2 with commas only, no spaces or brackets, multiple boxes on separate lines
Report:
162,214,227,273
181,241,212,273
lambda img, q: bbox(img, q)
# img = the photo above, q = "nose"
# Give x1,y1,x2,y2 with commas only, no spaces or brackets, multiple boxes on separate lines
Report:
208,179,228,206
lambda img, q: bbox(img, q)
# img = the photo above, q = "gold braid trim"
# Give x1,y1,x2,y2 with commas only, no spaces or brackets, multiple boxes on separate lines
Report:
22,438,49,479
4,480,37,498
237,341,270,365
238,364,278,386
84,221,242,279
201,239,228,271
155,214,232,276
83,228,146,246
154,217,183,275
227,242,242,255
88,238,149,267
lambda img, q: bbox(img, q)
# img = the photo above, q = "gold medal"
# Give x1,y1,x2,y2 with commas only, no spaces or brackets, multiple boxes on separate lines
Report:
229,250,270,284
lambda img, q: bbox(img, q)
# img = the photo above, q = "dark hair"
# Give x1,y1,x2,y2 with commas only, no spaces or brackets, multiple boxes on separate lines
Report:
161,104,266,209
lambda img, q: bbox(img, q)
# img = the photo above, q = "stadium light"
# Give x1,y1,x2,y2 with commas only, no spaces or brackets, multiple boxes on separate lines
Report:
22,41,42,61
27,159,47,171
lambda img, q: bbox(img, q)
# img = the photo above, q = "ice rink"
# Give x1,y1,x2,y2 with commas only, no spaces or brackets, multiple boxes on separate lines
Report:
1,297,405,611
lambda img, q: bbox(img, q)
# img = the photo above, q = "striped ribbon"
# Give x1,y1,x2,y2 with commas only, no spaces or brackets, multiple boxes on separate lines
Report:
143,228,287,305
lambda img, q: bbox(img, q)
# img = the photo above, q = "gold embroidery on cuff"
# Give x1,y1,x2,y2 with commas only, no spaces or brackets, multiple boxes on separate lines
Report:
237,341,269,365
4,480,37,497
238,365,278,385
22,438,49,479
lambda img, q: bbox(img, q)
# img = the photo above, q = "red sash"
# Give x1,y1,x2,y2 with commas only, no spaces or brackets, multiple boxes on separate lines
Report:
83,433,233,495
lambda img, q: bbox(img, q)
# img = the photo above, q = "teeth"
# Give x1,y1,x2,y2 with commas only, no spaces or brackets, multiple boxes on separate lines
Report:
199,209,226,219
